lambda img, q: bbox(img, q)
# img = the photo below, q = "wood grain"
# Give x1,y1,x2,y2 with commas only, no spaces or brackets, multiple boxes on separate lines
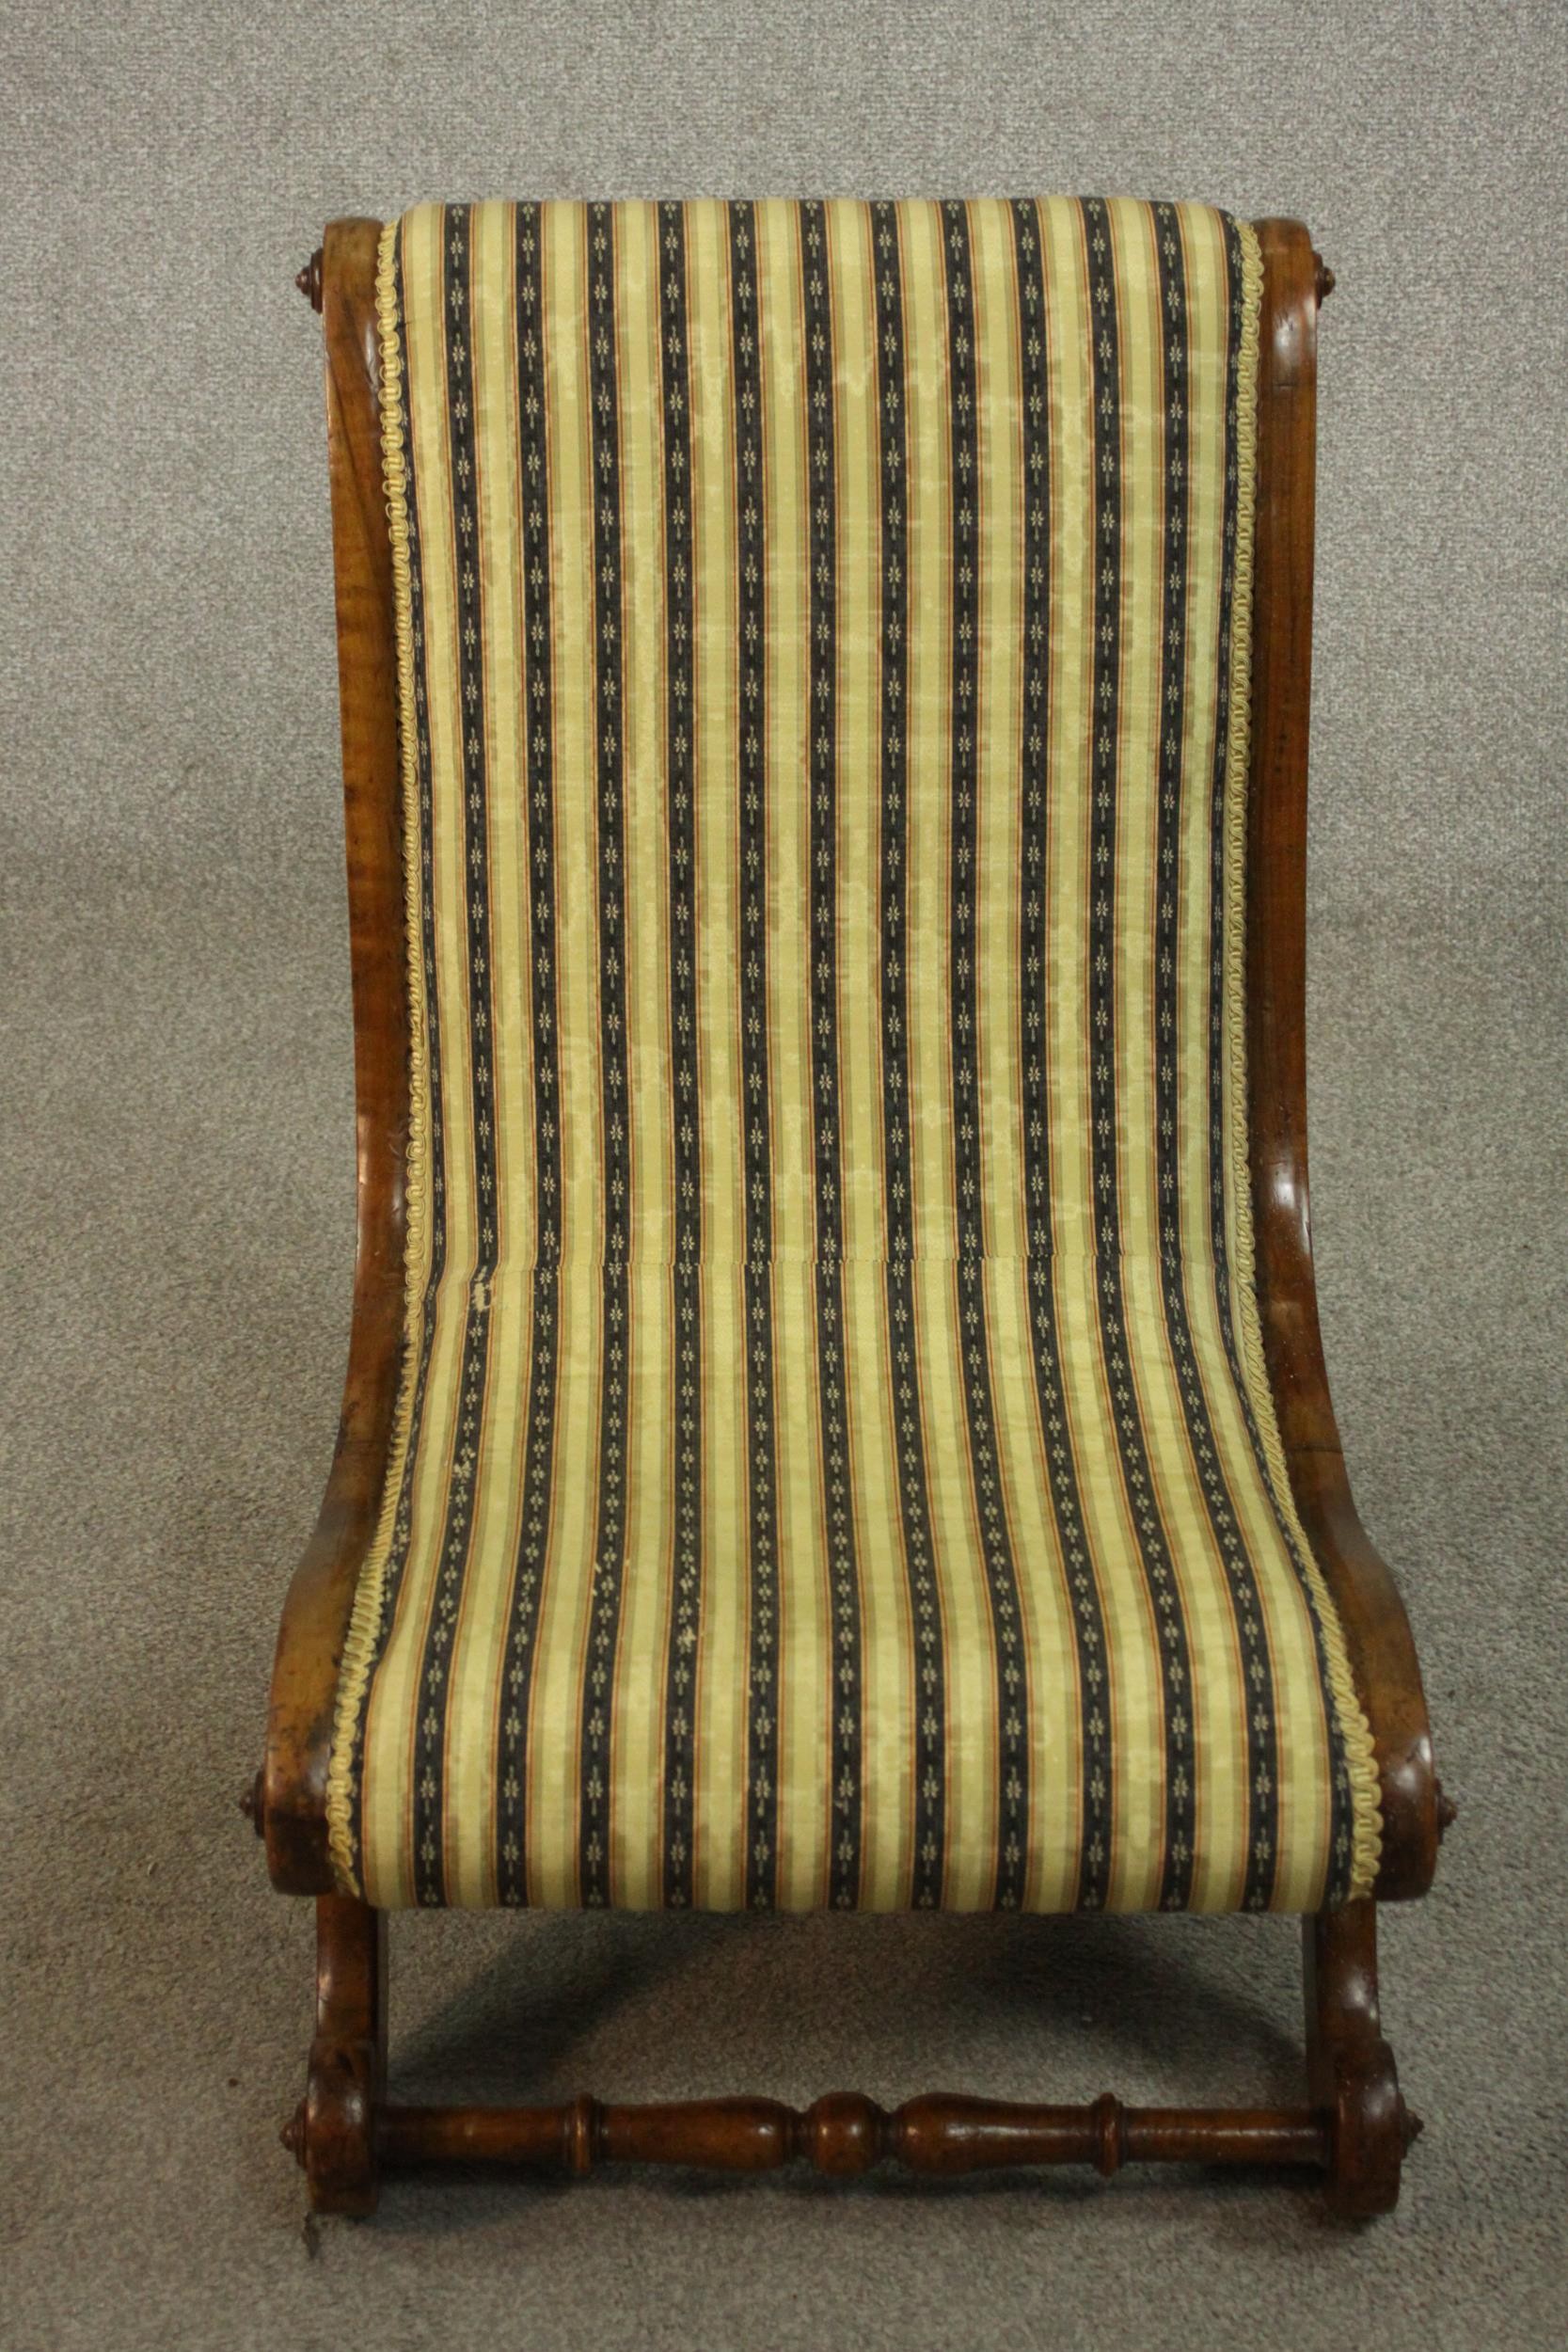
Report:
262,219,405,1895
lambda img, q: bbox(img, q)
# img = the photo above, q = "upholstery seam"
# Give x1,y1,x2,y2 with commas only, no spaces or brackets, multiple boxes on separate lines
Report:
325,219,430,1897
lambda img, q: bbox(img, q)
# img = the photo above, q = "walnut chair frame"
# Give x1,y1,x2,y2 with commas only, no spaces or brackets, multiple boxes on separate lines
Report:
252,216,1449,2221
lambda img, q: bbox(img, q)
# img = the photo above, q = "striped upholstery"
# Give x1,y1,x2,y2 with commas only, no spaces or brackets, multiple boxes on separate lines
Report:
326,198,1380,1914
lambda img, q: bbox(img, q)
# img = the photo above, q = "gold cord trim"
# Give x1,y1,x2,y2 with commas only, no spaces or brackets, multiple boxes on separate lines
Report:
1221,219,1383,1900
325,219,432,1896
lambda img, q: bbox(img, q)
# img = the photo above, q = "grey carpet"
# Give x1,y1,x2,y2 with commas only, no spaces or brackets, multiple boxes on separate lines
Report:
2,5,1564,2347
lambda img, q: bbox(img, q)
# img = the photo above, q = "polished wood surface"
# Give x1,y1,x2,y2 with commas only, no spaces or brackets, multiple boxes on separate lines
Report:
262,222,410,1894
261,214,1442,2219
1305,1898,1416,2217
377,2093,1328,2176
282,1893,386,2215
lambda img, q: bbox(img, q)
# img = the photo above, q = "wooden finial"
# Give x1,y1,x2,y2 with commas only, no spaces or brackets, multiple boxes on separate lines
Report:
295,247,324,312
1314,253,1336,305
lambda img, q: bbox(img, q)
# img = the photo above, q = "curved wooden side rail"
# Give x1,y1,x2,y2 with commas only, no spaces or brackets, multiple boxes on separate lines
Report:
1247,220,1442,1901
262,217,404,1894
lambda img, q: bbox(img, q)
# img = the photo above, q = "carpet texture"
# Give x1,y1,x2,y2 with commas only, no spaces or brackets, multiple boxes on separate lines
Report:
2,6,1563,2348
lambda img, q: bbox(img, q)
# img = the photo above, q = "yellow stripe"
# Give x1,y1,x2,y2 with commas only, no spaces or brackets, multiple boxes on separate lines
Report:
970,197,1026,1265
828,201,886,1266
913,1261,995,1908
363,205,472,1910
613,1263,675,1905
756,200,814,1264
546,203,602,1272
692,1263,748,1909
772,1261,830,1904
685,204,748,1908
441,201,528,1907
618,202,674,1270
984,1257,1080,1912
1108,199,1164,1263
844,1263,915,1908
1176,205,1228,1270
901,203,957,1264
689,202,743,1279
610,206,675,1904
360,1277,467,1909
444,1267,532,1907
1039,199,1095,1260
527,1268,600,1905
755,203,832,1906
1104,200,1206,1911
520,202,598,1904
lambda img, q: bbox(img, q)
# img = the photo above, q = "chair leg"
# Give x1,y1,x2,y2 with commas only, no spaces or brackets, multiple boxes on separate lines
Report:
275,1895,1420,2217
282,1895,386,2217
1303,1899,1418,2218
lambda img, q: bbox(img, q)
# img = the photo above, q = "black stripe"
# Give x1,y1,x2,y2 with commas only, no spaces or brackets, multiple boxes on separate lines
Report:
578,202,633,1906
942,201,1029,1911
410,203,499,1908
657,201,702,1910
729,201,780,1911
1080,196,1197,1912
495,199,562,1908
1009,197,1114,1912
347,221,452,1888
870,199,946,1911
800,201,863,1909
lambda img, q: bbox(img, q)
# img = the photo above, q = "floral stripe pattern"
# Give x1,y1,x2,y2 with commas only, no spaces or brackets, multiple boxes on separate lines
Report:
800,202,865,1909
940,202,1030,1910
407,208,497,1907
870,199,947,1911
494,202,562,1909
1008,197,1113,1910
657,200,702,1908
327,199,1381,1915
1079,197,1199,1913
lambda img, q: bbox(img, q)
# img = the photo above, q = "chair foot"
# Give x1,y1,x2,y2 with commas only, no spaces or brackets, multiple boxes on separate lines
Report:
286,1895,386,2217
1304,1899,1412,2218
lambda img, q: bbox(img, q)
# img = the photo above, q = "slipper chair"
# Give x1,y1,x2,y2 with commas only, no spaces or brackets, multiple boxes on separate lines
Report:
252,198,1449,2218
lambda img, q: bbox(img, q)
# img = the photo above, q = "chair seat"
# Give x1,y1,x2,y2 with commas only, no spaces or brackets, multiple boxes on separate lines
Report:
341,1247,1366,1915
324,196,1380,1915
